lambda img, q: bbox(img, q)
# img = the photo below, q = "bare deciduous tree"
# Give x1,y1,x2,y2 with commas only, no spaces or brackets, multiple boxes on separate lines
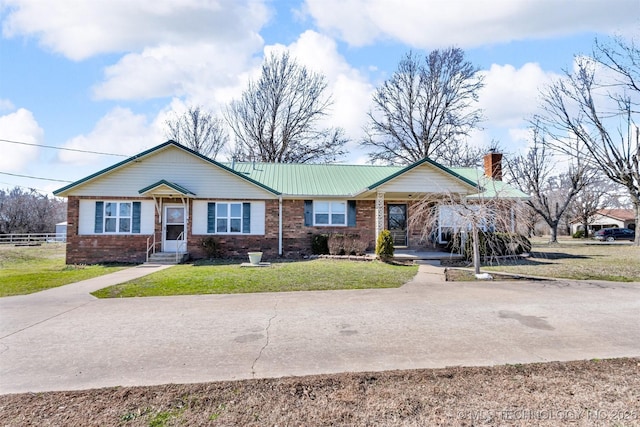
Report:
225,51,347,163
0,187,66,234
165,106,228,159
566,174,624,238
538,36,640,245
505,125,589,243
361,48,484,165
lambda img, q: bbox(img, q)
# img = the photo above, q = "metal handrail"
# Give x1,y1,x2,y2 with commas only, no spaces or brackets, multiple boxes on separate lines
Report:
146,234,157,262
175,231,186,263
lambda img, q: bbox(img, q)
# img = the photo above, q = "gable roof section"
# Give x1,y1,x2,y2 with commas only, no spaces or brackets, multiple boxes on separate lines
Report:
139,180,196,196
53,140,280,197
365,157,479,193
597,209,636,221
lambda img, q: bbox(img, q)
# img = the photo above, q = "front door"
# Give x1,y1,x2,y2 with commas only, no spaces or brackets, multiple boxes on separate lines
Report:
388,204,407,247
163,205,186,252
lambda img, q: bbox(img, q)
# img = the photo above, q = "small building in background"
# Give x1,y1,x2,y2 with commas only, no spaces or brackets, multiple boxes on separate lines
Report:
570,209,636,235
55,222,67,242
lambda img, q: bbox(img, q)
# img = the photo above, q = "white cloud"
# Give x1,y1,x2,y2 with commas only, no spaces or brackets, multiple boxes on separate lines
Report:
93,40,262,101
59,107,163,165
479,62,560,128
0,98,15,112
274,31,375,160
2,0,270,61
0,107,43,172
304,0,639,48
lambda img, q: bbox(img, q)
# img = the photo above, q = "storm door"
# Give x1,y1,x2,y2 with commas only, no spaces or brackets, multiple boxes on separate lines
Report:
388,204,407,247
163,205,186,252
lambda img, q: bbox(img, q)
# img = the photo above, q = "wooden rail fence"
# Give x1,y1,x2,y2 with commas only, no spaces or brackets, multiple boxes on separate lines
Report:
0,233,66,245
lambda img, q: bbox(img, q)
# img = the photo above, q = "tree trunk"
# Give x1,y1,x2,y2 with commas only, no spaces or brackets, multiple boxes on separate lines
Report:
633,201,640,247
472,226,481,275
581,220,589,238
549,224,558,243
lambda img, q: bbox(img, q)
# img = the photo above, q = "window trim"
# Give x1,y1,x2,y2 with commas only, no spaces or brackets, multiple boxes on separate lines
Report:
313,200,347,227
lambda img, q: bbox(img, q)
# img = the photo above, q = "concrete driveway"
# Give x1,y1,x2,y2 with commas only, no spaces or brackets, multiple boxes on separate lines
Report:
1,264,639,394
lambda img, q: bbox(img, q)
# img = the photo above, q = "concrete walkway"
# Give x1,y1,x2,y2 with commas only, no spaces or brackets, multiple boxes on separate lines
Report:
0,263,639,394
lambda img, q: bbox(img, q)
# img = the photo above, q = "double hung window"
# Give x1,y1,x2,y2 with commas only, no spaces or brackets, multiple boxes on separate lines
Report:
216,202,243,233
104,202,132,233
314,201,346,226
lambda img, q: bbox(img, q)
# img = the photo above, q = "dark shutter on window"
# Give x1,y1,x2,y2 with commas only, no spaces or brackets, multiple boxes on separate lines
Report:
132,202,141,233
347,200,357,226
207,202,216,233
94,201,104,233
304,200,313,226
242,202,251,233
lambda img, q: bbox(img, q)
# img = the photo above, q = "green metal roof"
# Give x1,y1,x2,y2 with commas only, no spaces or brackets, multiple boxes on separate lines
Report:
227,162,399,196
53,140,527,199
227,161,525,198
450,168,529,199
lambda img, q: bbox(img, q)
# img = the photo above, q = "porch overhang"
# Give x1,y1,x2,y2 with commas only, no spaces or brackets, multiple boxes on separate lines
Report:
139,180,195,223
139,180,196,198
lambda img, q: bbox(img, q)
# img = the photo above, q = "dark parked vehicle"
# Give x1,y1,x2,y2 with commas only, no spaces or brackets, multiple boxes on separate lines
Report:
593,227,635,242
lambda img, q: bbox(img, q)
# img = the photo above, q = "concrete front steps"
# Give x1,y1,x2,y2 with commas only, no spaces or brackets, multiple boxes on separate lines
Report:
146,252,189,265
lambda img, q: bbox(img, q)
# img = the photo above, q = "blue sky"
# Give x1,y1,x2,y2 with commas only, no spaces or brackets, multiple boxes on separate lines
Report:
0,0,638,195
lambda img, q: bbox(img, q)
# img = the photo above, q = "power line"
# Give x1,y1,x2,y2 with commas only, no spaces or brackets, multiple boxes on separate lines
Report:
0,171,72,183
0,181,51,194
0,138,128,157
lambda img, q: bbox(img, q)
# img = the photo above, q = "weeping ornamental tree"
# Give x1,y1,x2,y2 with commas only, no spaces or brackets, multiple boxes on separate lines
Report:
538,37,640,245
409,192,530,275
225,51,347,163
361,48,484,166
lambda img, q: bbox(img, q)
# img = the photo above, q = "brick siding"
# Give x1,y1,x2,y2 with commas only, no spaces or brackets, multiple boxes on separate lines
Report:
64,197,428,264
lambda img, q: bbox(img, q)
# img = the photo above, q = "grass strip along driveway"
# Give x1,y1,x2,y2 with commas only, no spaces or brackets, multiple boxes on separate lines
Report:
0,244,125,297
93,259,418,298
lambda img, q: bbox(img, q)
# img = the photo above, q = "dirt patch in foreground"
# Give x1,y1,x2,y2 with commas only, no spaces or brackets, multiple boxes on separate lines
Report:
2,359,639,426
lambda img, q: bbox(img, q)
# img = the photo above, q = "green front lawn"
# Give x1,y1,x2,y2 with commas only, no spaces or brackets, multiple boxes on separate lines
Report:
482,239,640,282
0,244,126,297
92,259,419,298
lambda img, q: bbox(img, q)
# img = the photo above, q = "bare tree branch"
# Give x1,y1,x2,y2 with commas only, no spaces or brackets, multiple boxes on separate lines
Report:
225,51,347,163
505,123,590,243
537,36,640,245
0,187,66,234
165,106,228,159
361,48,484,165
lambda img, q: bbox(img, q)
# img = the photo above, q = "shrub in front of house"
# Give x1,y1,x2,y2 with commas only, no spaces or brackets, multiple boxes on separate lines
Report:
201,236,221,259
311,234,330,254
324,233,368,256
328,233,345,255
375,230,394,261
345,235,369,256
572,229,585,239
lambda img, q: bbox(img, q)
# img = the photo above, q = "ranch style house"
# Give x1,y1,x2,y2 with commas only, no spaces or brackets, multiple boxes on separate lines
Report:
53,140,527,264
